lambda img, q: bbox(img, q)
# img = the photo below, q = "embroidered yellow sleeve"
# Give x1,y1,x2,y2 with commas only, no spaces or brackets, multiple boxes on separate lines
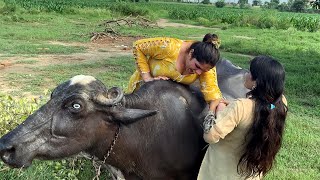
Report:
133,38,174,73
203,100,242,144
199,67,223,102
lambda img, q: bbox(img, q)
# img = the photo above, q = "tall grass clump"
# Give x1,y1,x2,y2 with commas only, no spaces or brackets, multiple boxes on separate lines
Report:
0,2,16,14
108,2,150,16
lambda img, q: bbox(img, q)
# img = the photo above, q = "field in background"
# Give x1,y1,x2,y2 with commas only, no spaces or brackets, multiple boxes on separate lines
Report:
0,0,319,179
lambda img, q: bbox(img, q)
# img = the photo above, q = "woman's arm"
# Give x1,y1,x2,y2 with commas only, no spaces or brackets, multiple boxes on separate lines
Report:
203,100,243,144
199,67,223,113
133,38,172,82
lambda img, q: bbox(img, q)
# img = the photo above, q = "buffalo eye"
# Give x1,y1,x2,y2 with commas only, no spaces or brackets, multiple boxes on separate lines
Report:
73,103,81,109
68,102,83,113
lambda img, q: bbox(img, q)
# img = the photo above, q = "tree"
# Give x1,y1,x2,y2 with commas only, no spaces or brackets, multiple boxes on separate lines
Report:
291,0,307,12
252,0,262,6
311,0,320,9
216,0,226,8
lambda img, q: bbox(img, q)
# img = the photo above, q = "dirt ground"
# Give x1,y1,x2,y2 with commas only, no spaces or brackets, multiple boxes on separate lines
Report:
0,19,229,95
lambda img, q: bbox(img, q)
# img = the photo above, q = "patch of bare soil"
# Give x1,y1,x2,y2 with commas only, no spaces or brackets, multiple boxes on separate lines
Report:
0,35,144,95
157,19,219,30
232,35,256,40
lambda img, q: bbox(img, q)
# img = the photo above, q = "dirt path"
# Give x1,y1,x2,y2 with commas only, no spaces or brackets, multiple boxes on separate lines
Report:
157,18,220,30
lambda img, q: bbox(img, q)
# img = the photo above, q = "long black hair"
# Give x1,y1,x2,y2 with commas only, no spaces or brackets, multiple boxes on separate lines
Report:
237,55,288,178
189,33,220,67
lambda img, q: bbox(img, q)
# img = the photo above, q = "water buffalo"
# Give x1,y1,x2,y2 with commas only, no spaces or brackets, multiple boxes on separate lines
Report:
0,59,248,179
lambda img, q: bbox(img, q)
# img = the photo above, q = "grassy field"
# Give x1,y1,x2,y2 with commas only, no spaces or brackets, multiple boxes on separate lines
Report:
0,1,319,179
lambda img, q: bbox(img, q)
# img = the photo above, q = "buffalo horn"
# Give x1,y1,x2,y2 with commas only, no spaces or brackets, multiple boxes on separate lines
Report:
95,87,124,106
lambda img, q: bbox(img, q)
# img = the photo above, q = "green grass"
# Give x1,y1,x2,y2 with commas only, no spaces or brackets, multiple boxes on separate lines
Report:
0,41,86,54
0,6,113,54
0,158,110,180
0,1,319,179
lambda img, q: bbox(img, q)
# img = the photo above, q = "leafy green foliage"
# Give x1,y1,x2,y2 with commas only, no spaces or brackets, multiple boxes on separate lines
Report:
0,94,41,136
291,16,320,32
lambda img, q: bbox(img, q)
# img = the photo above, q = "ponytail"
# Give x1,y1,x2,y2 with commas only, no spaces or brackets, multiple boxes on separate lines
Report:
237,56,288,178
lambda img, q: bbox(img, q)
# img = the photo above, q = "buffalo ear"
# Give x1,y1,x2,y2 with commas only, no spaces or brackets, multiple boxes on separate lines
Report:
109,107,157,125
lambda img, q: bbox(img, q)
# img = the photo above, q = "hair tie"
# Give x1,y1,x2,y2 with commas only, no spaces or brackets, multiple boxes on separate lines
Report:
211,39,221,49
270,104,275,110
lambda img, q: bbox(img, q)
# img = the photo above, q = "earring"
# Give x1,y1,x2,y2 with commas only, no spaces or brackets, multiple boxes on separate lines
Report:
251,85,256,90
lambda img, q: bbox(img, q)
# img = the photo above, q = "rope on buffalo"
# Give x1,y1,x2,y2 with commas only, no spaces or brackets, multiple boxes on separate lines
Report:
94,125,121,180
80,125,122,180
106,125,120,159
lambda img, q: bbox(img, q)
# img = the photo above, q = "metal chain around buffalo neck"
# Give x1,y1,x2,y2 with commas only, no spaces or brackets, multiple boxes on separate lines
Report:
105,125,121,159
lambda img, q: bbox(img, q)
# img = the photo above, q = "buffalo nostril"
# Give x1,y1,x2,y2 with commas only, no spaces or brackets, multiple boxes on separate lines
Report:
0,145,15,162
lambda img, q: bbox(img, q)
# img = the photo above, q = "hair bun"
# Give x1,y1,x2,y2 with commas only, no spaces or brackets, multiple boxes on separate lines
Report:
203,33,221,49
211,38,221,49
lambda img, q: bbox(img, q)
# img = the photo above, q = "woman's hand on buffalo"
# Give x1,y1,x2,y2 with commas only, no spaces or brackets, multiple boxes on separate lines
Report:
153,76,170,81
216,99,229,112
142,73,169,82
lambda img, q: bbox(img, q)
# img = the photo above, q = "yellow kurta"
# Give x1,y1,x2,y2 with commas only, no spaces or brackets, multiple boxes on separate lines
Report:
198,97,287,180
127,37,222,102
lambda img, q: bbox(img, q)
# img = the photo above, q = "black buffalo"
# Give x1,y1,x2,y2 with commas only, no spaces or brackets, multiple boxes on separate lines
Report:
0,59,248,179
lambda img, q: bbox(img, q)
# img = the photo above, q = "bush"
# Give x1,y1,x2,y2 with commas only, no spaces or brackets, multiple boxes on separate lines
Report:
215,1,226,8
197,17,220,27
108,3,149,16
255,15,277,29
0,3,16,15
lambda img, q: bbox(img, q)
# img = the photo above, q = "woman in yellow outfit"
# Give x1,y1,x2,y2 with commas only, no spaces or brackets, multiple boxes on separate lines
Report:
127,33,222,113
